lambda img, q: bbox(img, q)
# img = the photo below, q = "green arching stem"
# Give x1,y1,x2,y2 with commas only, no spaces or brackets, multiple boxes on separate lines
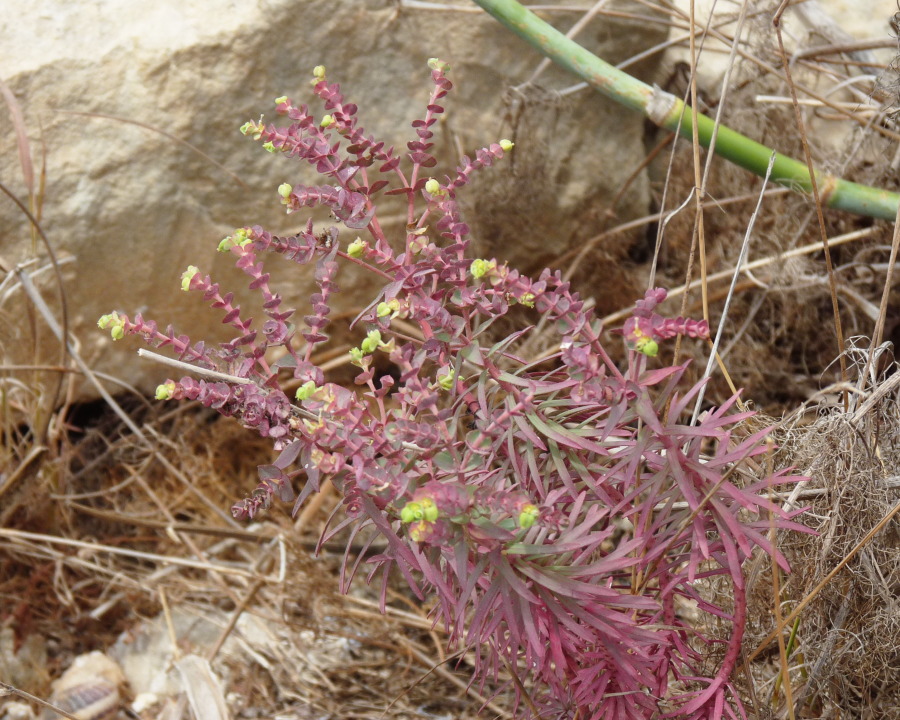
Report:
473,0,900,222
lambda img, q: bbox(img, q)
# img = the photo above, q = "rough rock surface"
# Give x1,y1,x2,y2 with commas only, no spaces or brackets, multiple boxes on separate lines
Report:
1,0,668,399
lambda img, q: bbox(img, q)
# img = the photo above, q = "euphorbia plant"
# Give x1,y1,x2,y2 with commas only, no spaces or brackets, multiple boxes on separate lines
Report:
99,60,806,719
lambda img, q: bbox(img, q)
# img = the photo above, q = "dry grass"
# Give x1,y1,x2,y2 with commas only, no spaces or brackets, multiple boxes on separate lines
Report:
4,1,900,718
1,400,511,719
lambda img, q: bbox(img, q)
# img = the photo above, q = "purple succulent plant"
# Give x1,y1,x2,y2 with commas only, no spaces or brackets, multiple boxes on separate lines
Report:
99,61,808,719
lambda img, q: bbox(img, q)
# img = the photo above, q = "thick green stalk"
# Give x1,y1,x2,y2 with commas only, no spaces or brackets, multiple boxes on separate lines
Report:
474,0,900,221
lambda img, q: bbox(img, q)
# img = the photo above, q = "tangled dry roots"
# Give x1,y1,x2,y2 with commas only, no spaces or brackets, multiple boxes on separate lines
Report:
750,348,900,718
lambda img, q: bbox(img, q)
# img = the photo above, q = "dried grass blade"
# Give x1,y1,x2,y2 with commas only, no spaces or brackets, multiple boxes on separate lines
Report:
175,655,230,720
0,77,33,194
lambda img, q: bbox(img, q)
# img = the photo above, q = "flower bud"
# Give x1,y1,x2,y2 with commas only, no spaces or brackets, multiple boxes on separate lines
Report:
634,336,659,357
470,258,495,280
295,380,317,401
320,114,335,128
97,312,126,340
217,227,251,252
436,367,457,392
377,300,399,318
424,178,441,195
499,139,514,152
401,501,422,523
277,183,292,198
518,504,539,529
347,237,367,257
239,115,264,140
420,497,439,522
349,347,365,366
181,266,200,292
155,381,176,400
360,329,382,354
312,65,326,79
402,498,439,525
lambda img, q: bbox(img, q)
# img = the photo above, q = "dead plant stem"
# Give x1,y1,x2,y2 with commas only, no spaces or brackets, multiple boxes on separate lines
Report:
137,348,253,385
207,577,266,662
859,203,900,398
58,110,250,189
7,235,68,446
0,528,275,581
769,459,796,718
773,0,848,410
690,152,775,422
0,682,84,720
159,586,181,661
387,643,512,719
602,227,876,327
689,0,709,323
